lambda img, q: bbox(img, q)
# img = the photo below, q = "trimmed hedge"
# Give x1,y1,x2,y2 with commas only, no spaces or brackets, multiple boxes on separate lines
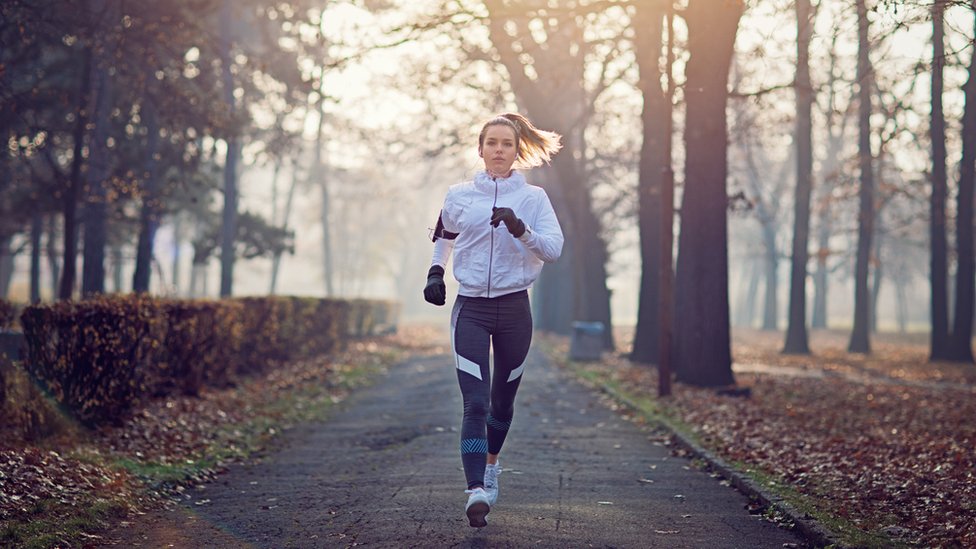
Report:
18,295,398,426
157,300,243,396
20,295,167,426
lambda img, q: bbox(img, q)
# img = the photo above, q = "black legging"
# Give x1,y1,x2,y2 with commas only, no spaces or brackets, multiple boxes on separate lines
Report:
450,290,532,490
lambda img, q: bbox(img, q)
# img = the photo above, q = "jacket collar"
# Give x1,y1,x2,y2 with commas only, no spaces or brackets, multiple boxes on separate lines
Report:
473,170,526,195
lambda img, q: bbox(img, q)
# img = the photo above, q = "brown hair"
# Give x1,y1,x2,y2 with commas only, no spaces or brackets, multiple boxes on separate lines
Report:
478,112,562,169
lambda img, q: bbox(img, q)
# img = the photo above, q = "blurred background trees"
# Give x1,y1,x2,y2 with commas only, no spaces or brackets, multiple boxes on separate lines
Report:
3,0,976,384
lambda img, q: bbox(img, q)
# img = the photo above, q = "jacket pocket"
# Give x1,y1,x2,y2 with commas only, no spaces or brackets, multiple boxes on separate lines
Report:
492,252,526,291
457,249,489,290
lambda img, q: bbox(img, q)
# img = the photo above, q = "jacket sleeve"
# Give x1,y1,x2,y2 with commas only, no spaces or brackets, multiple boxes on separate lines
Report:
430,193,460,268
431,237,455,269
518,190,563,263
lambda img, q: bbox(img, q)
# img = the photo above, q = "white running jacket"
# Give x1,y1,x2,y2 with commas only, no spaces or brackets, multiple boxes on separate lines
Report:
431,170,563,298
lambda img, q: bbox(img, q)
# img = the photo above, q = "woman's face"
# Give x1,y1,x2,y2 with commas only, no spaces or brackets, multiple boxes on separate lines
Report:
480,124,518,177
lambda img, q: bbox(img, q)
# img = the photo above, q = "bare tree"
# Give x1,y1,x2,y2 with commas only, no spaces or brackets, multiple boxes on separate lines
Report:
848,0,876,354
948,3,976,362
631,0,669,364
60,49,89,300
930,0,950,360
314,81,334,297
812,23,854,330
218,0,240,297
673,0,744,387
81,0,120,295
132,99,162,293
784,0,815,354
739,139,791,332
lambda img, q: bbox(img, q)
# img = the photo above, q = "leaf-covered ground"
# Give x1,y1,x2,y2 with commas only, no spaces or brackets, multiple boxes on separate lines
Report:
540,328,976,548
0,325,445,548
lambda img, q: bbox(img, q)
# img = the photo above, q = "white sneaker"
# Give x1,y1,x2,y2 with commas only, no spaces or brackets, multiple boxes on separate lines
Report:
464,487,490,527
484,463,502,505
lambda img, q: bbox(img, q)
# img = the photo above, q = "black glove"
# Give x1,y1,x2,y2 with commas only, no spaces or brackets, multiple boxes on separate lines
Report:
424,265,446,306
490,207,526,238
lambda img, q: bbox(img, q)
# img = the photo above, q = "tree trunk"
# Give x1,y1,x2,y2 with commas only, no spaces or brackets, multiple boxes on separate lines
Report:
948,5,976,363
189,262,200,297
218,0,239,298
811,59,850,330
171,212,182,294
269,158,281,294
632,2,668,364
133,102,162,293
812,221,830,329
870,222,883,333
0,235,13,299
269,161,295,295
111,245,124,293
761,225,778,331
218,131,240,297
551,145,615,350
848,0,875,354
81,0,117,296
61,47,91,300
319,191,334,297
46,215,60,299
783,0,814,354
191,219,207,297
531,233,574,335
930,0,950,360
896,277,908,333
312,82,334,296
658,7,676,396
81,0,118,296
740,138,785,332
811,136,844,331
320,178,334,296
536,108,614,350
673,0,743,387
531,167,574,335
737,258,760,327
30,213,42,303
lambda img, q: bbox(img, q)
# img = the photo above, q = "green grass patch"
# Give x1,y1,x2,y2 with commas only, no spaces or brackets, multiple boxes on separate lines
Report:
733,463,904,549
1,499,127,549
112,456,217,489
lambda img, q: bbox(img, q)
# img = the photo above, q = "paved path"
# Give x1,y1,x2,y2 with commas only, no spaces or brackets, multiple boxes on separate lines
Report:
103,350,807,548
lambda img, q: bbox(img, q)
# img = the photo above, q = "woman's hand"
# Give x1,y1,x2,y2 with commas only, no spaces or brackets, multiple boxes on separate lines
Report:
424,265,447,306
490,207,526,238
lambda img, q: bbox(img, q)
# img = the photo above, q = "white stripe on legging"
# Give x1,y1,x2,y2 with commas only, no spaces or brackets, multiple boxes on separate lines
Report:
507,363,525,382
451,300,483,380
456,353,482,380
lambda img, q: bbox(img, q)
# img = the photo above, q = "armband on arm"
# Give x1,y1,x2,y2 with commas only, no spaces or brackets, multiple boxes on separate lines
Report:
432,213,459,242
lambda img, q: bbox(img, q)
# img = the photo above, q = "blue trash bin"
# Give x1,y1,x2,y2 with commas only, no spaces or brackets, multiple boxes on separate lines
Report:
0,330,24,361
569,321,604,361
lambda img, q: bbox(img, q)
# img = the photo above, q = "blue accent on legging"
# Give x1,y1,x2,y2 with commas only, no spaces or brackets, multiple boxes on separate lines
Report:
461,438,489,454
487,414,511,432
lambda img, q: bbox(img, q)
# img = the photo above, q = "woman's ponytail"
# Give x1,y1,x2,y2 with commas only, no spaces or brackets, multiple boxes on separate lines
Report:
479,113,562,169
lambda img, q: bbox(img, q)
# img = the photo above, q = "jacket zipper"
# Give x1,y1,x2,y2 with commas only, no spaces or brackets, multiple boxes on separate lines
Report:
487,179,499,298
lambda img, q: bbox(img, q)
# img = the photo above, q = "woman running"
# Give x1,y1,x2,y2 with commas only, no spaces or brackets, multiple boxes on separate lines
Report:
423,112,564,527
